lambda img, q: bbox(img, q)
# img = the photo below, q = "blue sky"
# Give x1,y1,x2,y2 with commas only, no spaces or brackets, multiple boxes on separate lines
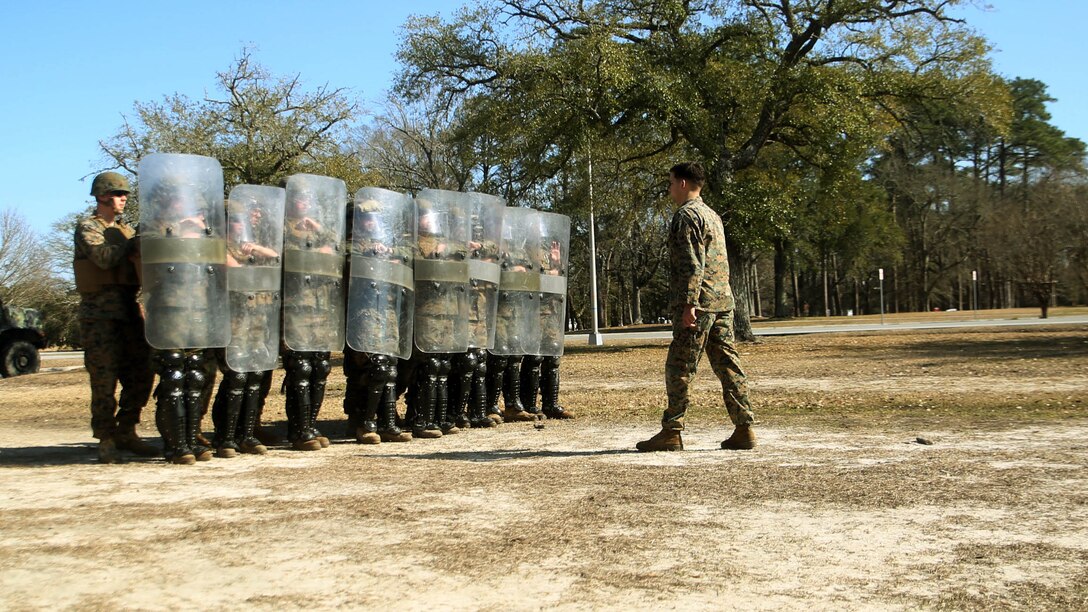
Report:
2,1,1085,236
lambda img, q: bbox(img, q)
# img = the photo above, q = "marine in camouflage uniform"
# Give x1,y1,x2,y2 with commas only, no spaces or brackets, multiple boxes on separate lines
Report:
637,162,755,452
210,200,282,457
447,222,500,430
281,176,344,451
519,231,574,420
344,197,412,444
73,172,157,463
140,172,227,465
404,199,469,438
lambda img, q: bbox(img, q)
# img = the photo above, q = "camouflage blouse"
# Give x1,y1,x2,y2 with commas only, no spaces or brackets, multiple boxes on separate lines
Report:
668,197,734,313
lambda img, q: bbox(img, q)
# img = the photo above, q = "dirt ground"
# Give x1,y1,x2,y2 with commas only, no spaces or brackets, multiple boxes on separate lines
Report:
1,324,1087,610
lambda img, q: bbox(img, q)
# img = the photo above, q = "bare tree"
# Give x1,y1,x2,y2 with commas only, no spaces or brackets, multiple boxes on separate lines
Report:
0,209,57,306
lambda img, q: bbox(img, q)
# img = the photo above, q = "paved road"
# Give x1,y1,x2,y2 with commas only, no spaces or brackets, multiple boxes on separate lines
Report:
565,314,1088,343
41,314,1088,361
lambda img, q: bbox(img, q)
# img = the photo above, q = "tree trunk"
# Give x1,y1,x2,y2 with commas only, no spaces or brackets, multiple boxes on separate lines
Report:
727,236,756,342
631,287,643,325
773,238,791,318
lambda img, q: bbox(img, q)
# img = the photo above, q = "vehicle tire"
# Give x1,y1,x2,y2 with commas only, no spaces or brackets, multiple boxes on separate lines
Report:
0,340,40,377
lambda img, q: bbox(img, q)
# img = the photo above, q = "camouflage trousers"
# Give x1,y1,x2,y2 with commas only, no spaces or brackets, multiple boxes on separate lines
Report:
662,309,754,431
80,317,154,439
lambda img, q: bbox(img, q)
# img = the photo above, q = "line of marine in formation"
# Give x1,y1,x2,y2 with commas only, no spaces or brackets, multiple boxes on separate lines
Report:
75,153,572,465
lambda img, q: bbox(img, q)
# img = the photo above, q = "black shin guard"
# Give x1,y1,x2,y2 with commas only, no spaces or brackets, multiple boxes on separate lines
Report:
520,355,543,415
214,370,246,452
184,352,210,458
469,349,493,427
486,354,507,417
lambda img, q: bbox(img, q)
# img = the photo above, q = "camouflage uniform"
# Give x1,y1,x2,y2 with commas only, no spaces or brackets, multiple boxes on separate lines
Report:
73,214,153,442
140,214,220,462
448,236,500,429
520,235,573,419
487,224,537,424
405,233,468,437
344,201,413,444
281,205,341,450
661,196,754,431
211,241,279,456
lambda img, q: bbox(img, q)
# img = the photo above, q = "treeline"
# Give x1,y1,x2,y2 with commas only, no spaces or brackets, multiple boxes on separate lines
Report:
3,1,1085,347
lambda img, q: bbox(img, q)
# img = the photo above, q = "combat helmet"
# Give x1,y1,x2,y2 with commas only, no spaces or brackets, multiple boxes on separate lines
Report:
90,171,131,196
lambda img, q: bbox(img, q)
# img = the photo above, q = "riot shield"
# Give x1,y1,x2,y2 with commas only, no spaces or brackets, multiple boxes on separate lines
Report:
412,189,470,353
138,153,230,350
224,184,286,372
282,173,347,352
535,211,571,357
465,192,505,349
346,187,415,359
490,206,540,356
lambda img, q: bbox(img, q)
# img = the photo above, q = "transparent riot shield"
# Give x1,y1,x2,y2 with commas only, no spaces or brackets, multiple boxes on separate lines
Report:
490,206,540,356
536,211,571,357
224,184,285,372
413,189,470,353
138,153,230,350
346,187,415,359
465,192,505,349
282,173,347,352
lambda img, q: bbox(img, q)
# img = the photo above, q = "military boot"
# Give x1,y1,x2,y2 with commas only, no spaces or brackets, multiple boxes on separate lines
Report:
720,424,756,450
237,383,267,455
113,425,161,457
436,359,459,435
635,429,684,452
501,358,534,422
213,372,245,458
356,383,382,444
468,367,496,428
540,359,574,420
520,355,544,418
412,361,444,439
377,387,412,442
168,399,197,465
285,357,322,451
97,437,121,464
485,355,505,424
309,352,332,448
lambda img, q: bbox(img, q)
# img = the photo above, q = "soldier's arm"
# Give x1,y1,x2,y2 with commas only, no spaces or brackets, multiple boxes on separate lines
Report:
672,211,706,307
76,219,130,270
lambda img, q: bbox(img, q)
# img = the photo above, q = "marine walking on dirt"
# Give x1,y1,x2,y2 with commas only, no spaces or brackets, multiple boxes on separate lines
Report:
74,171,157,463
636,161,756,452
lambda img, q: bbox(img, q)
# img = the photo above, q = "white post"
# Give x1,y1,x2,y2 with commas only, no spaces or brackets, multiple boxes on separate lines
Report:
587,148,603,345
972,269,978,319
878,268,885,325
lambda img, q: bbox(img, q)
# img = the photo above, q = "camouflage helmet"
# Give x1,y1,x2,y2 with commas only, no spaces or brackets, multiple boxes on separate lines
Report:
357,198,382,214
90,171,131,196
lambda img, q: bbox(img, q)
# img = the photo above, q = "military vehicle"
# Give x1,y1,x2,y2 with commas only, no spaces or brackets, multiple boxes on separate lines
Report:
0,302,46,377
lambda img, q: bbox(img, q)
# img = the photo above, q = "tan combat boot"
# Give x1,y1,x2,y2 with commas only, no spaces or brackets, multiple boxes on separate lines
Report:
635,429,683,452
356,427,381,445
97,437,121,464
239,439,268,455
720,424,756,450
380,429,412,442
502,408,536,422
113,427,161,457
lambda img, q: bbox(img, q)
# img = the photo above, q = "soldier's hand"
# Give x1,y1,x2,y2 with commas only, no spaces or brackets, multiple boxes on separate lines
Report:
682,305,698,330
